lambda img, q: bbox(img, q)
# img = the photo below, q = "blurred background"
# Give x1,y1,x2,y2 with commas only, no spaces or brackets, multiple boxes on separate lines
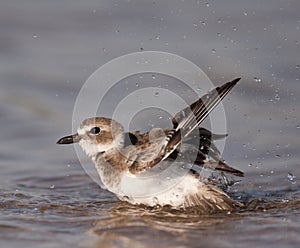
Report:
0,1,299,247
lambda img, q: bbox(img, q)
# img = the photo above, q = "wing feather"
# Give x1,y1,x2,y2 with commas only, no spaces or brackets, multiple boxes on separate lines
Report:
128,78,240,174
163,78,240,159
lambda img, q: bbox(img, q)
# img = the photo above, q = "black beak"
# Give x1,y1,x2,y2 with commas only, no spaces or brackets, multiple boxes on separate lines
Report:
56,133,80,144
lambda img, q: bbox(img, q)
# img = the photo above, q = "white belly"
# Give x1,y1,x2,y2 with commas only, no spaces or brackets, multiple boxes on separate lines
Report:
117,172,202,208
98,161,241,212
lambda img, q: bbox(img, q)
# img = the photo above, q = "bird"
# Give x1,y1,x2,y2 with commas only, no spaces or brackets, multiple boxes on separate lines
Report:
57,78,244,213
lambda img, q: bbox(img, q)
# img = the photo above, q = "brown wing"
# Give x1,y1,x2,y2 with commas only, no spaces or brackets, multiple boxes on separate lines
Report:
127,129,167,174
163,78,240,159
128,78,240,174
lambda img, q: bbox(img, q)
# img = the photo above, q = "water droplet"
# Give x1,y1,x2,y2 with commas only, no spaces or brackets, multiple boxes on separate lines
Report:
50,185,55,189
287,172,295,183
296,65,300,69
154,92,159,97
296,124,300,129
211,49,216,53
248,163,253,167
243,11,248,16
233,27,238,31
205,2,210,7
217,33,222,37
153,197,159,204
253,77,262,83
155,35,160,40
151,74,156,79
200,21,206,26
275,154,281,158
32,34,38,38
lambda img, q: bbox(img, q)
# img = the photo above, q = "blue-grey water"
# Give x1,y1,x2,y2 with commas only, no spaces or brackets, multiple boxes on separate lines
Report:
0,1,299,247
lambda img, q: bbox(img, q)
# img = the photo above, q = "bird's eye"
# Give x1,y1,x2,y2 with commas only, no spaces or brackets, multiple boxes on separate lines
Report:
90,127,101,134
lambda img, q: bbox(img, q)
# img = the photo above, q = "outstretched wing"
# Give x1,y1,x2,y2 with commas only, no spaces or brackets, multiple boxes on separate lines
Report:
162,78,240,160
128,78,240,174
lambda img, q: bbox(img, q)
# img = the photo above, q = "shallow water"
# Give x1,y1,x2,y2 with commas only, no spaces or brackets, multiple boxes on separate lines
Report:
1,0,299,247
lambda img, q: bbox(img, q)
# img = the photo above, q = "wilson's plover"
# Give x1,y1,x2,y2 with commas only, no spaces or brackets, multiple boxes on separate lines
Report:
57,78,243,213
